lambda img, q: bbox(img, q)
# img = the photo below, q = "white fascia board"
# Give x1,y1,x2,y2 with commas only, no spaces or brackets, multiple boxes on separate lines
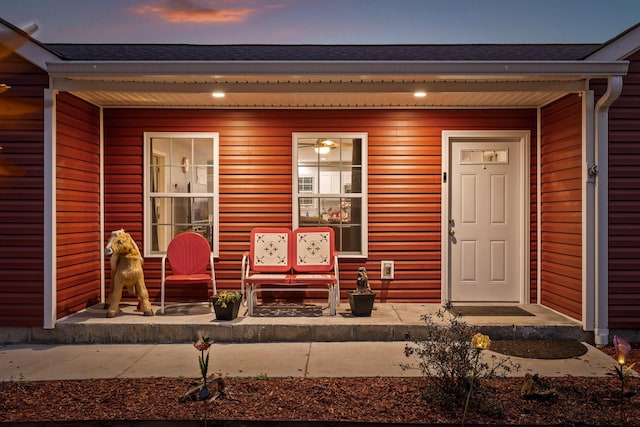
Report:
51,78,588,94
46,60,629,78
14,43,60,70
587,24,640,61
0,21,60,70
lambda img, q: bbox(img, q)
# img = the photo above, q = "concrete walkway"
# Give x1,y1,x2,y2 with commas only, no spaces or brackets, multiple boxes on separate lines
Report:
0,340,619,382
0,303,622,382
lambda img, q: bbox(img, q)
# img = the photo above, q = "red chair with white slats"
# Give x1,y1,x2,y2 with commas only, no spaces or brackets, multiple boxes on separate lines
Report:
160,232,216,314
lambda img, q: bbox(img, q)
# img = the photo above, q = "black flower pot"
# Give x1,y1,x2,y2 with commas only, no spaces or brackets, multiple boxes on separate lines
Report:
347,291,376,317
212,298,241,320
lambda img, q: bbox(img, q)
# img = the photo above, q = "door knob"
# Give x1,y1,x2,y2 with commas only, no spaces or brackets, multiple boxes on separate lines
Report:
449,229,455,237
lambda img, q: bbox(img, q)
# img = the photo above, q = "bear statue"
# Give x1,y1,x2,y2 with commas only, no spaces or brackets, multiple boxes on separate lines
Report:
104,229,154,318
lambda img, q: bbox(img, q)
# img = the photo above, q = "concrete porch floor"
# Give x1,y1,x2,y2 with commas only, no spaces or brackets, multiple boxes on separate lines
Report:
0,302,591,345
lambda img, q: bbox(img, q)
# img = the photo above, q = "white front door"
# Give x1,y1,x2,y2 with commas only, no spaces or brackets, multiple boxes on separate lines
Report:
444,132,529,303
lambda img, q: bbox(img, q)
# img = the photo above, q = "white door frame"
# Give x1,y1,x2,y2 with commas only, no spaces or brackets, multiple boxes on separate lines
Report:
441,130,531,304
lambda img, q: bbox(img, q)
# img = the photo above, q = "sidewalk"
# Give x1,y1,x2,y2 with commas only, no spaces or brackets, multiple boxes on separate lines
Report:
0,340,618,382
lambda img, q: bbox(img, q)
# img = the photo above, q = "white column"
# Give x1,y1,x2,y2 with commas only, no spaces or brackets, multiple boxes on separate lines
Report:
43,89,57,329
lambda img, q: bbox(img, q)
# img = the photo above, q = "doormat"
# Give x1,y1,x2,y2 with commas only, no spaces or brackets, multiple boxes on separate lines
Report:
448,306,534,316
252,303,324,317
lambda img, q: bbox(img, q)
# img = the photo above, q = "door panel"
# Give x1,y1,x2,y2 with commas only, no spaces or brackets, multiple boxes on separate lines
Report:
450,141,521,302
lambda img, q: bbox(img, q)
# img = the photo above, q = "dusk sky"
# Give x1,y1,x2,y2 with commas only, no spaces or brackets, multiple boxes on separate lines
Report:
1,0,639,45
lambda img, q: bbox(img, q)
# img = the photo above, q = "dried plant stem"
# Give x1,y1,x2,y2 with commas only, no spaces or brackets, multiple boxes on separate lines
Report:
462,349,481,427
620,367,625,426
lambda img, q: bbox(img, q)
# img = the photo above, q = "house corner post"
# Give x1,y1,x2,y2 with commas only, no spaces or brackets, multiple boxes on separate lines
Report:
594,76,623,346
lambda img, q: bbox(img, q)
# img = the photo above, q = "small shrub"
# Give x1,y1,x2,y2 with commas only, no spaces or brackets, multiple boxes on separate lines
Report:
213,291,242,308
402,305,519,408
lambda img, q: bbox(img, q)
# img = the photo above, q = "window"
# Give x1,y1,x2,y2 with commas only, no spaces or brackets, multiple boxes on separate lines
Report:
460,148,509,164
144,132,219,256
293,132,368,257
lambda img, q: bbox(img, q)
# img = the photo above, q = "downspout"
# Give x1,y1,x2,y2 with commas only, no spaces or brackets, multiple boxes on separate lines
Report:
593,75,623,346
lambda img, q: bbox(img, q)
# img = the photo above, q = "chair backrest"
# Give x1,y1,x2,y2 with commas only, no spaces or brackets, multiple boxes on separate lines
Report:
166,232,211,275
293,227,335,273
250,228,292,272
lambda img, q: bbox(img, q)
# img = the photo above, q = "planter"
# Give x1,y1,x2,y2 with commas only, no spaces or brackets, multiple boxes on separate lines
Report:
212,297,242,320
347,291,376,317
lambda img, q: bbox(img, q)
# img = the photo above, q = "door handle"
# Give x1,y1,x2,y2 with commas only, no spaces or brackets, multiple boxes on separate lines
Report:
449,229,455,237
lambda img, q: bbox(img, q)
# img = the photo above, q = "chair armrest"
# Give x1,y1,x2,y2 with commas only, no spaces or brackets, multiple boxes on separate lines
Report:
209,253,216,296
241,252,249,275
333,251,340,305
241,251,250,301
161,255,168,281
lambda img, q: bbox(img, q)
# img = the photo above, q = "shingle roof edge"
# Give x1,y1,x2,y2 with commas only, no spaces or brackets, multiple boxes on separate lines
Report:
43,43,603,62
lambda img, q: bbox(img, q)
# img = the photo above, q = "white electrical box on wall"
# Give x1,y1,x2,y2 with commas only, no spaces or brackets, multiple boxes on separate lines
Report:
381,260,394,280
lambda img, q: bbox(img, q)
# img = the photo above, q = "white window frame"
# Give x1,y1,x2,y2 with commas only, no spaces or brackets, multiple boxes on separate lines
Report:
143,132,220,257
292,132,368,258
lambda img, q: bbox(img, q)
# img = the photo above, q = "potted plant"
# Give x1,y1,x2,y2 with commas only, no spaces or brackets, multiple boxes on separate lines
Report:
347,267,376,316
211,290,242,320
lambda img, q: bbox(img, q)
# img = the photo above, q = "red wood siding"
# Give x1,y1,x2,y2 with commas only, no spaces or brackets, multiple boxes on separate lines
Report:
539,94,583,320
530,123,539,304
0,53,47,326
55,93,102,319
103,109,536,305
608,51,640,328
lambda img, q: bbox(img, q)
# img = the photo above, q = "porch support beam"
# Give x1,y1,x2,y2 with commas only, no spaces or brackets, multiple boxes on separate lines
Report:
593,75,623,346
99,107,105,305
43,89,57,329
536,108,542,304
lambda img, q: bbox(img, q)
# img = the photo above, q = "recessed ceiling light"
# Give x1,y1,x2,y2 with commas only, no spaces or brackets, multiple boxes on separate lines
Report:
212,92,225,98
414,91,427,97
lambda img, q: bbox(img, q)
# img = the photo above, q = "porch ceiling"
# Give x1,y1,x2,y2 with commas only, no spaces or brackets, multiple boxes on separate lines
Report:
69,90,571,109
56,75,587,109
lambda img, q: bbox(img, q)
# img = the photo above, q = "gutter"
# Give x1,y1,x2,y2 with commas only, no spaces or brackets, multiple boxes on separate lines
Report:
593,75,623,346
46,60,629,77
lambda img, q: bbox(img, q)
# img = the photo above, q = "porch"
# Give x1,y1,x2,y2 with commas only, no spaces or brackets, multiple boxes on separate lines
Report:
1,302,589,345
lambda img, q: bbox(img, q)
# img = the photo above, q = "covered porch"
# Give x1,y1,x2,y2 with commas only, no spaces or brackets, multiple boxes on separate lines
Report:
40,41,628,347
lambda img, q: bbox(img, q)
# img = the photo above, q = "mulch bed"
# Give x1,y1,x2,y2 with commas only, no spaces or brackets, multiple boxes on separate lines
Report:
1,344,639,426
2,376,639,426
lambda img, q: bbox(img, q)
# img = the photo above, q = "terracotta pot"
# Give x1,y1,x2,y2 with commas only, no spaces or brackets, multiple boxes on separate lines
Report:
212,297,241,320
347,291,376,317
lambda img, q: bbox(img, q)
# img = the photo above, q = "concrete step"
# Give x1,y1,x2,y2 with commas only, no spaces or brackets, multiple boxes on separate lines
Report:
0,302,591,345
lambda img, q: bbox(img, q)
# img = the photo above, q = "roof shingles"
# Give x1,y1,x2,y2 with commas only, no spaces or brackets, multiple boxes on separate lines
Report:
45,43,602,62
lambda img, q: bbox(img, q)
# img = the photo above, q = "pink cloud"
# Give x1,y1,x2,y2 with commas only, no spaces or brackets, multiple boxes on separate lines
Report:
135,0,256,23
